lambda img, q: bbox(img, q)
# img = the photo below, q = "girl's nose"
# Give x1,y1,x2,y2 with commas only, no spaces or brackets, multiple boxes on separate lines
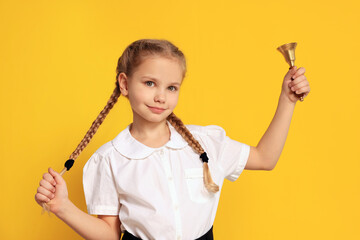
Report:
154,90,165,103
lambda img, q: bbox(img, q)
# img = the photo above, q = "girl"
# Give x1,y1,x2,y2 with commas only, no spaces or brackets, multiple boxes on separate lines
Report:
35,39,310,240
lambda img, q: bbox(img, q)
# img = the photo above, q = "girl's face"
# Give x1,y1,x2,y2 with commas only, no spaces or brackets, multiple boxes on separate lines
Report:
118,56,183,124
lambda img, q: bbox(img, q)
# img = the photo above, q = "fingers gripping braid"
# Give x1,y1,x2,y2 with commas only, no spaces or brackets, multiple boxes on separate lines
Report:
41,168,67,216
167,113,219,193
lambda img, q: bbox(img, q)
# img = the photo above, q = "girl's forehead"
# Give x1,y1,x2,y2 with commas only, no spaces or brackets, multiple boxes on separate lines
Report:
133,56,183,80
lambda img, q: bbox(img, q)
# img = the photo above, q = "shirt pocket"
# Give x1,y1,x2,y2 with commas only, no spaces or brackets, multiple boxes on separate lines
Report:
184,167,215,204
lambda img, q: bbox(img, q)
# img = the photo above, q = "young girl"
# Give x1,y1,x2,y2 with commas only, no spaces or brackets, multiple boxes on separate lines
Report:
35,39,310,240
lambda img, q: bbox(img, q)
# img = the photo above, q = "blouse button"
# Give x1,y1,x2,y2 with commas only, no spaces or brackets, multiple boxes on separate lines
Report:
168,176,173,181
177,235,181,240
160,149,164,155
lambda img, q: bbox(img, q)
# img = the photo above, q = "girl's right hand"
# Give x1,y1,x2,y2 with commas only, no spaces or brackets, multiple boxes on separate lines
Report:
35,167,69,215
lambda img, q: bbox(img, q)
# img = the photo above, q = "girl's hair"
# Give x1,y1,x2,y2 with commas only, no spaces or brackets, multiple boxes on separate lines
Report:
69,39,219,193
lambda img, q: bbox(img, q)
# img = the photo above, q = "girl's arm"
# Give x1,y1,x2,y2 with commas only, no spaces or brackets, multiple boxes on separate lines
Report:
255,93,296,170
254,66,310,170
55,199,120,240
35,167,120,240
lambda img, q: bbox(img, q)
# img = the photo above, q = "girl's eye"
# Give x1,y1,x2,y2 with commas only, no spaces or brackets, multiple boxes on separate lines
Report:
145,81,154,87
145,81,177,91
145,81,177,92
168,86,177,91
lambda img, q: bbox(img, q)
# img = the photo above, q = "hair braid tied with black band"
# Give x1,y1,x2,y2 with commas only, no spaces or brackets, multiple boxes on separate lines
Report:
167,112,220,193
42,86,121,214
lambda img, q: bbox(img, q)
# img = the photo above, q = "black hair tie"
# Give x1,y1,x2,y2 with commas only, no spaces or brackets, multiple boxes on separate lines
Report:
64,159,75,171
200,152,209,163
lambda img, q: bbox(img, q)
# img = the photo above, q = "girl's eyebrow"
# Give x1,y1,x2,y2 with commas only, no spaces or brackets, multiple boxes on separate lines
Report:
141,76,181,86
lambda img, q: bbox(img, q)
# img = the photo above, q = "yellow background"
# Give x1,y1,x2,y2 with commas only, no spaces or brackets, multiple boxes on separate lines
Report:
1,0,359,239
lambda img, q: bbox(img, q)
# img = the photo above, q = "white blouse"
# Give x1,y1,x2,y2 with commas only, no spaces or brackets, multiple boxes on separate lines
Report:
83,121,250,240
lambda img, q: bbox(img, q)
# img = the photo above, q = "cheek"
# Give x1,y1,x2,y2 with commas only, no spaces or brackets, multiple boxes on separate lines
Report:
168,93,180,107
128,88,151,105
127,91,141,106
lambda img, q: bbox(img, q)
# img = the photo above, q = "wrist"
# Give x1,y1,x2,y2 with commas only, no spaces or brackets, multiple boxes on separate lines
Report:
279,92,296,107
54,198,74,219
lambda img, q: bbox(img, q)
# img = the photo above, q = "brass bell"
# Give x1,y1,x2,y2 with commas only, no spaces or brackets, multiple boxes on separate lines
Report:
277,42,304,102
277,42,297,68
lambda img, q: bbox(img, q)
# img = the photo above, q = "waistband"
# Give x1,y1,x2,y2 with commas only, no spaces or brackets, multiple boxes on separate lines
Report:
122,225,214,240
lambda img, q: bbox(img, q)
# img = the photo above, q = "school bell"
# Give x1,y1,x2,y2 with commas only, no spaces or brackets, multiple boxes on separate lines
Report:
276,42,304,102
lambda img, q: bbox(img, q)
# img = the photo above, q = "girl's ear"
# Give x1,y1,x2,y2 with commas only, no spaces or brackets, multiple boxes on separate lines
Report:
118,73,129,96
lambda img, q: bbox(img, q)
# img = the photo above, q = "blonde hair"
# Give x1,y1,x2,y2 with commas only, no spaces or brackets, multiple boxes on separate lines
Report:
69,39,219,193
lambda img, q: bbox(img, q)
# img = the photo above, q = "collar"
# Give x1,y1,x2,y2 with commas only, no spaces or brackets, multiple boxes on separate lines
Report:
111,120,188,159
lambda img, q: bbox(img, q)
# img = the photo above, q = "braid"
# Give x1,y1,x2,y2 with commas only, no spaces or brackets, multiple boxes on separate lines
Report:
167,112,220,193
69,86,121,160
43,86,121,214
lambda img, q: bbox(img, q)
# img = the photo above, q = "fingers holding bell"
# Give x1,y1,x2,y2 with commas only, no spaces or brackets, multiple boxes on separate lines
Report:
289,81,307,101
289,68,309,101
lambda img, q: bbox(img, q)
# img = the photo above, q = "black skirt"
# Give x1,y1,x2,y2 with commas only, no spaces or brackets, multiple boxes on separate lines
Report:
121,225,214,240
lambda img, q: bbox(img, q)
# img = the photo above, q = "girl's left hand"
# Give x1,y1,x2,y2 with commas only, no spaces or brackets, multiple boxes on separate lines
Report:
281,66,310,103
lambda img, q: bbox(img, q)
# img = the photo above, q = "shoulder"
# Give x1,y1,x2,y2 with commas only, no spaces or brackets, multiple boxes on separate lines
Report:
83,138,125,173
85,138,121,165
94,141,114,156
83,141,113,168
92,126,129,158
185,124,227,137
184,124,228,146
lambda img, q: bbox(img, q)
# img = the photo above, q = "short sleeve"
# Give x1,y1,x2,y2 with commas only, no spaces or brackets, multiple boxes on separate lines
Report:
203,125,251,182
83,152,120,215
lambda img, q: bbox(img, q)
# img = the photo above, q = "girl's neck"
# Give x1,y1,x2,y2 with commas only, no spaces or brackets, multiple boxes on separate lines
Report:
129,119,171,148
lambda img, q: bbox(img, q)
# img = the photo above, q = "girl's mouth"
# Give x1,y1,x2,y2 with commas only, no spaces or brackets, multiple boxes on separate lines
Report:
147,105,165,114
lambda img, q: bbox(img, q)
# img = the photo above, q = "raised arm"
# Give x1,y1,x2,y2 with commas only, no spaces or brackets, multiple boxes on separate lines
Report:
245,66,310,170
